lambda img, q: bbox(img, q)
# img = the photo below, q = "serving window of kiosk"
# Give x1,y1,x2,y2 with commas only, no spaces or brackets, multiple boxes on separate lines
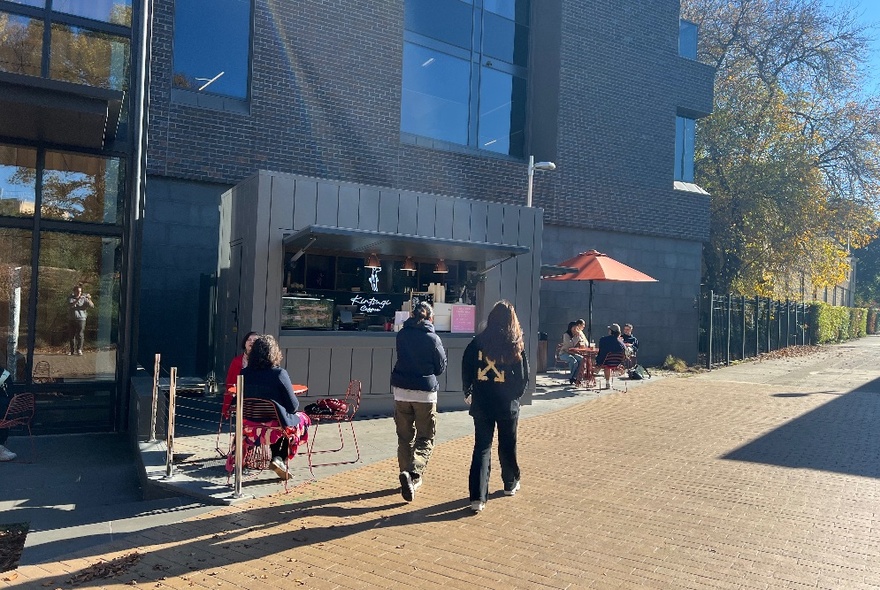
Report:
281,249,478,331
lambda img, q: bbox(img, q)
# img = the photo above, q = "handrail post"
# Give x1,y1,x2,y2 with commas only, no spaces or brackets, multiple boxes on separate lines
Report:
165,367,177,479
233,374,244,498
754,295,760,356
149,353,160,442
741,295,746,361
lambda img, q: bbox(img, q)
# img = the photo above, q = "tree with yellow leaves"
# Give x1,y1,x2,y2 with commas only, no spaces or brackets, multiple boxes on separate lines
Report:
681,0,880,299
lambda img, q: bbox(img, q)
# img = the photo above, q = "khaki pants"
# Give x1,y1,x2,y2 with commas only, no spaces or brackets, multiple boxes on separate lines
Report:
394,400,437,477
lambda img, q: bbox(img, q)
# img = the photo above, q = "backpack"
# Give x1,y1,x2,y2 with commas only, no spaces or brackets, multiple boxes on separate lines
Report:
627,364,651,380
305,398,348,416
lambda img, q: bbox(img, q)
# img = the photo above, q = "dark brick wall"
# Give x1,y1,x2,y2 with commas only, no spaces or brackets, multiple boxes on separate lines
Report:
142,0,714,371
147,0,713,242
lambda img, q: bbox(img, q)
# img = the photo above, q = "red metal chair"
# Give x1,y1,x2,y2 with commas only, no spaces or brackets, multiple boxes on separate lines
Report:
0,393,36,461
306,379,362,468
225,398,312,491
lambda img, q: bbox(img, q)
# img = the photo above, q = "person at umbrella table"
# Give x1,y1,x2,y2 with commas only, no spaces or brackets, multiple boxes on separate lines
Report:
559,321,588,385
596,323,626,389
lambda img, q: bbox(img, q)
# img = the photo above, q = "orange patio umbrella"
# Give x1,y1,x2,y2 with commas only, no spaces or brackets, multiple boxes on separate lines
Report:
543,250,658,343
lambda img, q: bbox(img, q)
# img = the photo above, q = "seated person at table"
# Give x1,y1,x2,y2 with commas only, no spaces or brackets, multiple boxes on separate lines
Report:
222,331,259,418
241,334,307,480
559,321,587,385
596,323,626,389
621,323,639,352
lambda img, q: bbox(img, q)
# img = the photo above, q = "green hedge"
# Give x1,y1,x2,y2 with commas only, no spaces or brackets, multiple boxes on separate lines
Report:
868,309,879,334
808,302,868,343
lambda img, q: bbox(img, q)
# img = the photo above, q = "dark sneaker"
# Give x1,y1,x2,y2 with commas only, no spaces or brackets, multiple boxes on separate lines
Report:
399,471,414,502
270,456,289,481
503,480,521,496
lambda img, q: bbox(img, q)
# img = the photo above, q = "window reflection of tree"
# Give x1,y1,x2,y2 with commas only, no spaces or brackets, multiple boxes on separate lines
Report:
7,152,121,223
0,14,43,76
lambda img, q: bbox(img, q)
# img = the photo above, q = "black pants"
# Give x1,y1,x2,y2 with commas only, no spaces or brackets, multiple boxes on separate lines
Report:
468,411,520,503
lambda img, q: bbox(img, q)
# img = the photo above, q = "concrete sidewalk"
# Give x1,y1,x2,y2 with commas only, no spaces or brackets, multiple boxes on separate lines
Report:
5,338,880,588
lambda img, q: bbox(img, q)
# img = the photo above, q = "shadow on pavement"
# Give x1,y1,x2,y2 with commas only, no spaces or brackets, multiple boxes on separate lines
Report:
15,486,476,588
723,376,880,478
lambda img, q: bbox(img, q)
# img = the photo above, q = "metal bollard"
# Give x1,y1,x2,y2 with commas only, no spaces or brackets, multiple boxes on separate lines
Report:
233,374,244,498
165,367,177,479
149,353,160,442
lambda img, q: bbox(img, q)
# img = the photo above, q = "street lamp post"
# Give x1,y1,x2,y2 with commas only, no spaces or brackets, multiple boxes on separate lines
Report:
526,155,556,207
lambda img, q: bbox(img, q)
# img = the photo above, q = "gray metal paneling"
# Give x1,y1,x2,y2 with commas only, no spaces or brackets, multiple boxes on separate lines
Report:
378,190,400,233
357,187,380,230
316,182,340,226
337,184,359,229
225,172,542,410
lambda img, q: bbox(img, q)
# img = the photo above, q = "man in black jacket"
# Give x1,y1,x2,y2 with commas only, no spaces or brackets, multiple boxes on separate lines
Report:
390,302,447,501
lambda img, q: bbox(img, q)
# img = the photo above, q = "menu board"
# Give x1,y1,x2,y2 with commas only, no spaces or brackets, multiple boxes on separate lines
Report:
451,304,476,333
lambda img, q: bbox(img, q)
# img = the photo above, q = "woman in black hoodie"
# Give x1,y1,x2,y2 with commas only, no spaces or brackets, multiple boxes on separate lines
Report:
462,300,529,513
390,301,447,502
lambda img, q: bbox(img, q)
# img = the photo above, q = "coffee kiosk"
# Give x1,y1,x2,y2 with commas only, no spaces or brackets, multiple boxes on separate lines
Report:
216,171,543,413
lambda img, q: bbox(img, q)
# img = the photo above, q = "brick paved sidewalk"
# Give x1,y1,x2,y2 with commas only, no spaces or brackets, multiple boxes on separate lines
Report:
5,338,880,589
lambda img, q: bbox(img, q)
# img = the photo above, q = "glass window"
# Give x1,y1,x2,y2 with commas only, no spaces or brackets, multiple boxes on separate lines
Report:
0,12,44,77
41,151,125,225
35,232,120,380
401,43,471,145
482,12,528,67
5,0,44,6
405,0,473,49
478,67,526,157
0,229,33,382
402,0,529,156
0,145,37,218
172,0,251,99
675,116,695,182
679,19,697,60
53,0,132,26
49,24,130,90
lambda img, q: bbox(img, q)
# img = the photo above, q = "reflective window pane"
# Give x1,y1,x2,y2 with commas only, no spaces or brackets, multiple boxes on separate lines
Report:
0,12,44,77
483,0,529,23
405,0,473,49
0,229,33,382
35,232,120,381
483,12,528,67
50,24,129,90
41,151,124,225
675,116,695,182
5,0,44,7
172,0,251,99
401,43,470,145
0,145,37,218
679,19,698,60
478,67,526,157
53,0,132,26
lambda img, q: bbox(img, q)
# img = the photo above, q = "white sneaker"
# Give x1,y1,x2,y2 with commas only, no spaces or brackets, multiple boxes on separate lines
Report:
470,500,485,513
412,474,423,492
503,480,521,496
270,456,289,481
0,445,17,462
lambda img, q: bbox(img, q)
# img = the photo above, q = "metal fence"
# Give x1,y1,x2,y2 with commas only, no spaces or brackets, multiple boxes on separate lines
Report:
698,291,811,369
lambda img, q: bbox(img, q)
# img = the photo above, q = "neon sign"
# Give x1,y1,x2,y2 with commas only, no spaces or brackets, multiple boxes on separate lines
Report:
351,294,392,314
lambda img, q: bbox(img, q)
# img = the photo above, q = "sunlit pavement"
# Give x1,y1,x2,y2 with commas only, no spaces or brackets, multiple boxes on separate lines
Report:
4,337,880,589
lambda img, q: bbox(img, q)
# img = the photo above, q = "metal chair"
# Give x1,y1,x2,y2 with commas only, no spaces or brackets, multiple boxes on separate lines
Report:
226,398,312,490
554,343,571,370
0,393,36,461
306,379,362,467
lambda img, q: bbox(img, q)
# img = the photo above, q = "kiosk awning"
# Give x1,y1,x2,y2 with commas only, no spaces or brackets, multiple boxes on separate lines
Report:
283,225,529,262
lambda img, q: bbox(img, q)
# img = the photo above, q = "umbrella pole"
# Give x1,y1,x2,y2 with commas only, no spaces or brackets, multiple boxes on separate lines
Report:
588,280,594,344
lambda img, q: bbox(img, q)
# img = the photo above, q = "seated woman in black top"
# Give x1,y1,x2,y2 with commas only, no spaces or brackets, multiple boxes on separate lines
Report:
241,334,304,479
